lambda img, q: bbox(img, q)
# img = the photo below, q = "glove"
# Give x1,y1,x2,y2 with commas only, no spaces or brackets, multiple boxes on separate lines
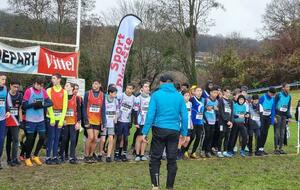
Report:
33,101,43,110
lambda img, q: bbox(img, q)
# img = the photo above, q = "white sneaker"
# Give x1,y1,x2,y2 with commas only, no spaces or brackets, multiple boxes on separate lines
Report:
217,152,224,158
135,156,141,161
141,156,148,161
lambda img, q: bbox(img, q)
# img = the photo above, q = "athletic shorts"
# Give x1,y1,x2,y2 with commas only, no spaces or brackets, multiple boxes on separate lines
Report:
101,127,115,136
135,125,144,136
86,124,101,130
26,121,46,134
115,121,130,136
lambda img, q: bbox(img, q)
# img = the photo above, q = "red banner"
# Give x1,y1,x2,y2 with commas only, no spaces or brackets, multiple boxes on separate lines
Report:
38,47,78,78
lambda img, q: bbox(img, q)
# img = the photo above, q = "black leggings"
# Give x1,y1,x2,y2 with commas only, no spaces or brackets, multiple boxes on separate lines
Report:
185,125,205,153
217,124,231,152
6,127,19,161
228,123,248,152
116,135,128,153
203,124,215,153
25,132,45,159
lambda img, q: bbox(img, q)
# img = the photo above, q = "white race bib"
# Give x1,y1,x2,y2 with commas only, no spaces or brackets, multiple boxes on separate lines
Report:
0,99,5,107
252,115,260,121
89,105,100,113
224,107,231,113
121,103,132,113
196,113,203,120
280,107,288,112
53,110,62,117
66,109,74,117
263,110,271,116
10,108,18,116
107,111,116,119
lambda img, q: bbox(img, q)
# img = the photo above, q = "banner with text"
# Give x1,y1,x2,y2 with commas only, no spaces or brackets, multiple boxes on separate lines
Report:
0,42,40,74
38,47,78,78
107,14,142,95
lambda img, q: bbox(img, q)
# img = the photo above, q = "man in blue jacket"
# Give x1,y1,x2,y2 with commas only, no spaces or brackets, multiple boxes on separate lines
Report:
142,74,188,190
258,87,276,155
274,83,291,154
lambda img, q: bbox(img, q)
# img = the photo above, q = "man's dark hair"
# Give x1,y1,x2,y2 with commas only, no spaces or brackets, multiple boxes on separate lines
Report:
93,79,101,84
74,83,79,88
282,83,289,88
141,80,150,87
108,86,118,94
210,85,219,92
34,77,45,85
126,83,135,89
160,74,173,83
53,73,62,79
181,89,189,96
223,86,231,92
182,82,189,88
252,94,259,100
10,78,20,86
269,87,276,94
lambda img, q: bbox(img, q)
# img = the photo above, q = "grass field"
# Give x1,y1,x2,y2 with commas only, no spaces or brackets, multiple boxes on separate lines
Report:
0,90,300,190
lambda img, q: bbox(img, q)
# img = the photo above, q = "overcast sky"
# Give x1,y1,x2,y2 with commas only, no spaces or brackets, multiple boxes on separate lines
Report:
1,0,272,39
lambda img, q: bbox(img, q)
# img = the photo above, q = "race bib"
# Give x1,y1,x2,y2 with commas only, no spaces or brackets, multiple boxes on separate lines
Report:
280,107,288,112
141,106,148,114
208,120,216,125
224,106,231,113
263,110,271,116
0,98,5,107
220,125,223,132
89,105,100,113
121,103,132,113
66,109,74,117
251,115,260,121
10,108,18,116
53,110,62,117
106,111,116,119
196,113,203,120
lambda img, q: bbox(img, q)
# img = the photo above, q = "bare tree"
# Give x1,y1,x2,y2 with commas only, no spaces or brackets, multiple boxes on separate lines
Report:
155,0,222,83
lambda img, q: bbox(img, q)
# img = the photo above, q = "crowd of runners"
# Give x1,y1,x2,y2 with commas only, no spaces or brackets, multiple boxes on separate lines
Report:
0,72,295,169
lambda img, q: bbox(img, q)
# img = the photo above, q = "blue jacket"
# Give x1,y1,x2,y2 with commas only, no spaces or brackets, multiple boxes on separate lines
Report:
142,83,188,136
275,91,292,118
259,93,275,124
191,96,204,126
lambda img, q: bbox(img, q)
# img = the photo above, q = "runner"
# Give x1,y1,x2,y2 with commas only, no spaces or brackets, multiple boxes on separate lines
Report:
23,77,52,167
83,79,106,163
6,78,23,166
46,73,68,165
114,83,135,162
61,82,81,164
0,73,9,169
134,80,151,161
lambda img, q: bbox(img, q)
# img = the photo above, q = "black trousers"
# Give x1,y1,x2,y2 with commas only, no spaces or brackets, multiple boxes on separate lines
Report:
149,127,179,189
260,116,271,149
228,123,248,152
217,123,231,152
6,127,19,161
212,121,220,149
248,128,261,152
185,125,205,153
61,125,77,159
274,115,287,149
203,124,215,153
